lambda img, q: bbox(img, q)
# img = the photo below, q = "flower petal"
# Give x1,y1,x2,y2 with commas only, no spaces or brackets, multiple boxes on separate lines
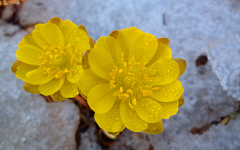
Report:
18,34,39,48
16,45,43,66
89,37,95,49
87,84,117,114
172,58,187,78
23,82,40,94
146,40,172,67
157,37,170,46
15,63,38,82
120,98,148,132
94,36,122,65
67,65,83,83
150,58,179,85
157,100,179,119
95,100,123,132
117,27,143,61
109,30,119,39
38,76,65,95
82,50,91,70
51,91,67,101
26,69,54,85
178,96,184,107
135,97,163,123
151,80,184,102
78,69,108,97
129,33,158,63
89,41,115,80
32,22,64,48
59,79,79,98
48,17,63,25
78,25,88,36
144,121,164,135
11,60,22,74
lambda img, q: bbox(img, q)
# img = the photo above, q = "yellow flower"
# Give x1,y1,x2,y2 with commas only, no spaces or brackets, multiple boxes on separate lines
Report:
11,17,94,101
79,27,186,134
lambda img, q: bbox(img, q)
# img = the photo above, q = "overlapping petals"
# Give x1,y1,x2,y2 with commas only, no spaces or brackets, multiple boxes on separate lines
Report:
12,17,93,100
79,27,186,134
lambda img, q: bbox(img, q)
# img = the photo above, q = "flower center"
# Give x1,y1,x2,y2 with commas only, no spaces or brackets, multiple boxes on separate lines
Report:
38,42,81,78
109,53,159,111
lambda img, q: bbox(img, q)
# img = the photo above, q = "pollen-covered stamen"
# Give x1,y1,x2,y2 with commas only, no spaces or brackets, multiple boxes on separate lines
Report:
38,42,81,79
109,53,160,111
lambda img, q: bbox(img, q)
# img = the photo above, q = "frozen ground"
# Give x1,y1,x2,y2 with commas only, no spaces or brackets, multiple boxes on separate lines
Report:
0,0,240,150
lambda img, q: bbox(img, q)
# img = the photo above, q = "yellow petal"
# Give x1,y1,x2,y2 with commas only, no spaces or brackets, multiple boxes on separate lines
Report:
23,82,40,94
51,91,67,101
66,65,83,83
157,37,170,46
32,22,64,48
16,45,43,66
89,41,115,80
78,69,108,97
178,96,184,107
95,100,123,132
11,60,22,74
135,97,163,123
87,84,117,114
157,100,179,119
151,80,184,102
18,34,39,48
26,69,54,85
150,58,179,85
48,17,63,25
15,63,38,82
89,37,95,49
82,50,91,70
59,79,79,98
146,40,172,67
120,98,148,132
117,27,143,61
144,121,164,135
172,58,187,78
94,36,122,65
38,75,65,95
78,24,88,36
109,30,119,39
129,33,158,63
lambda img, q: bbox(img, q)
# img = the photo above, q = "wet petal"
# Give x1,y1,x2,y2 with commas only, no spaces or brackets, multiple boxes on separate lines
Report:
16,45,43,66
150,58,179,85
32,22,64,48
120,99,148,132
144,121,164,134
88,84,117,114
157,100,179,119
51,91,67,101
67,65,83,83
109,30,119,39
151,80,184,102
78,24,88,36
146,40,172,67
23,82,40,94
11,60,22,74
15,63,38,82
172,58,187,78
117,27,143,61
129,33,158,63
89,40,115,80
78,69,108,97
38,75,65,95
26,69,54,85
60,79,79,98
135,97,163,123
95,100,123,132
